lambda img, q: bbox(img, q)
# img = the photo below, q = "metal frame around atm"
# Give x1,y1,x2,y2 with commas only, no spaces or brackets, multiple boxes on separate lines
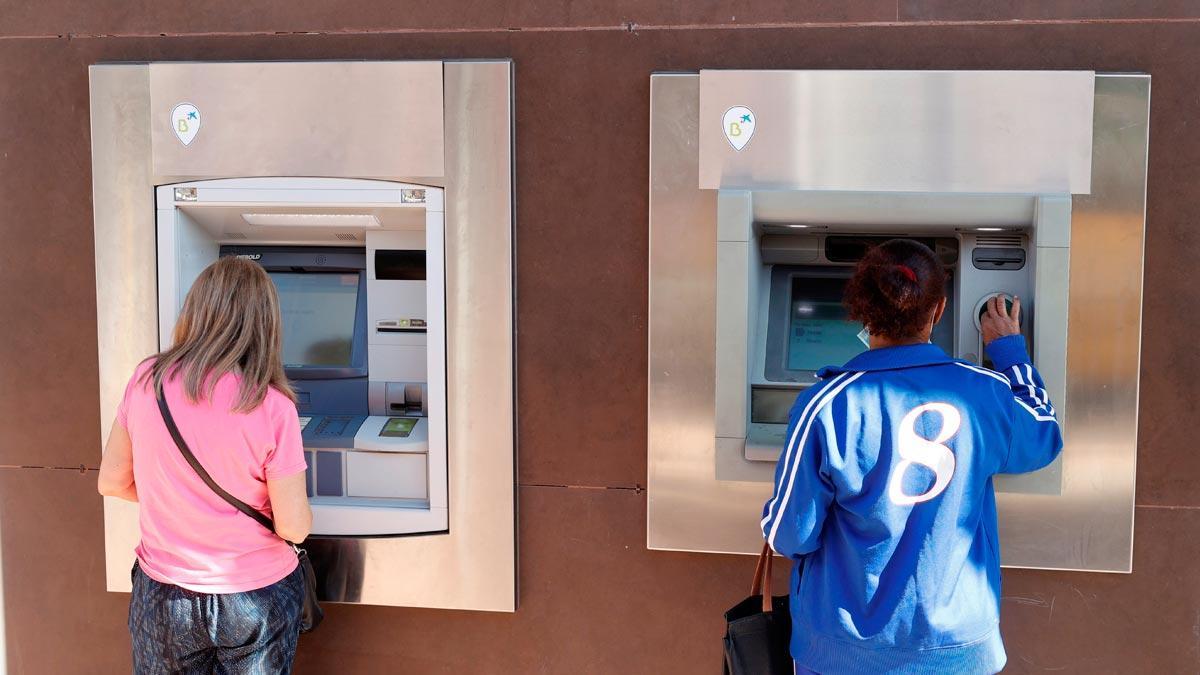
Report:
90,60,516,610
647,71,1149,573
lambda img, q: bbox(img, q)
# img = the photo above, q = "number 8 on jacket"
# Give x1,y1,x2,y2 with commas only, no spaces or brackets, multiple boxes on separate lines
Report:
888,403,961,506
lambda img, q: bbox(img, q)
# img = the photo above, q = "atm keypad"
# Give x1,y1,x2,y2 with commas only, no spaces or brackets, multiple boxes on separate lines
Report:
313,416,352,437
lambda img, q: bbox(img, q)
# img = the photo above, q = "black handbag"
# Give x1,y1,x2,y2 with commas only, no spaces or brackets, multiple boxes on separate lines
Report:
156,390,324,633
723,542,793,675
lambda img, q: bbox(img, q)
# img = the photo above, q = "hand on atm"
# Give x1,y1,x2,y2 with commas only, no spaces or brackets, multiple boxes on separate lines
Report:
979,294,1021,346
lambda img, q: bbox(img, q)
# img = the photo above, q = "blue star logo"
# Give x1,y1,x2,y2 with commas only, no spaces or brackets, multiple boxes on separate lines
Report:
741,114,752,123
187,111,198,120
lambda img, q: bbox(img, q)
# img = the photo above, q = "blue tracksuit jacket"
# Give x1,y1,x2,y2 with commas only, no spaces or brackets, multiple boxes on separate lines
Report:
760,335,1063,675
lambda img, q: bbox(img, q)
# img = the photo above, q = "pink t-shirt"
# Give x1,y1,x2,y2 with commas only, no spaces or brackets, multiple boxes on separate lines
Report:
116,361,307,593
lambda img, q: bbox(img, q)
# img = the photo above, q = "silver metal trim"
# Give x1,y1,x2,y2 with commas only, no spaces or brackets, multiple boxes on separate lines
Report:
91,60,516,610
647,72,1148,572
149,61,445,179
698,70,1096,194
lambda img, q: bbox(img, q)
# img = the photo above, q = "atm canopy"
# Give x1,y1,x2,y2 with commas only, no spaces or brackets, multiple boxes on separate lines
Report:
149,61,445,179
698,70,1095,194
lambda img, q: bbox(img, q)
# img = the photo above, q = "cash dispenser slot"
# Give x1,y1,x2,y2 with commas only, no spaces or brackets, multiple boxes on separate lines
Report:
382,383,425,416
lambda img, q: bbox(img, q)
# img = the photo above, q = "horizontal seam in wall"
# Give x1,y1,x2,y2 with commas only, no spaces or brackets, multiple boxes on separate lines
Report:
2,16,1200,41
0,469,1188,511
0,464,93,472
0,466,645,491
520,482,642,492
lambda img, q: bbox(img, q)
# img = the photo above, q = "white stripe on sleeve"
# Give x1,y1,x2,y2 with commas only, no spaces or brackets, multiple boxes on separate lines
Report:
1010,365,1040,406
760,372,850,529
1024,364,1045,406
765,371,865,552
1015,397,1058,422
954,362,1011,386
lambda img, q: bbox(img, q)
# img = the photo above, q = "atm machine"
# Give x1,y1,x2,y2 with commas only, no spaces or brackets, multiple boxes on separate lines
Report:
647,70,1149,573
91,61,515,611
156,178,449,536
723,196,1066,502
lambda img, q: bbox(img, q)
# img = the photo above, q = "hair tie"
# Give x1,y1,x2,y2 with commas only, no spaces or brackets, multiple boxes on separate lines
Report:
897,265,918,283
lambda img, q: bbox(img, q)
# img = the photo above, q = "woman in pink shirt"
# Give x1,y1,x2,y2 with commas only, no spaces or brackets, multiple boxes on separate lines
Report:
98,256,313,674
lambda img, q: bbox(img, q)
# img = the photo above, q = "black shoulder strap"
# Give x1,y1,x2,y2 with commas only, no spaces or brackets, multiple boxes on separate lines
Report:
156,388,278,536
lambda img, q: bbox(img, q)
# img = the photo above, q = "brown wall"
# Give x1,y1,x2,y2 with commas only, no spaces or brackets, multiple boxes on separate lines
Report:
1,4,1198,673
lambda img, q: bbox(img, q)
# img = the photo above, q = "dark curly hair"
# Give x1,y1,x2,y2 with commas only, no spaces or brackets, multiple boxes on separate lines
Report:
843,239,947,341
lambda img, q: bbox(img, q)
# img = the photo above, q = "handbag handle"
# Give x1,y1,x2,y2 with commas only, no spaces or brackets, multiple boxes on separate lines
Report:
156,388,294,546
750,541,774,613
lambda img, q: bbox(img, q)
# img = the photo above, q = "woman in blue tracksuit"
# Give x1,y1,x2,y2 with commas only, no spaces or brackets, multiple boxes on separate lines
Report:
761,239,1063,675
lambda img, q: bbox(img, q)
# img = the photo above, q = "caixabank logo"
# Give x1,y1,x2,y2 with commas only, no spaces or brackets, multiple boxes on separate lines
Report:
722,106,755,151
171,103,201,146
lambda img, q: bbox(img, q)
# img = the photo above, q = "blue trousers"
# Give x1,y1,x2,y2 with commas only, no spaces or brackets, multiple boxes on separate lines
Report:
128,561,304,674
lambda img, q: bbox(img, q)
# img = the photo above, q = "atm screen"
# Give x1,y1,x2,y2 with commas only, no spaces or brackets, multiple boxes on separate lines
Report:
271,272,360,367
767,270,955,382
787,300,866,372
786,278,865,372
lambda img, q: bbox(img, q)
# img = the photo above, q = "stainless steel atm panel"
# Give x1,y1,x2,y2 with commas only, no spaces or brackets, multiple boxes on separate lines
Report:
647,70,1149,573
91,61,515,610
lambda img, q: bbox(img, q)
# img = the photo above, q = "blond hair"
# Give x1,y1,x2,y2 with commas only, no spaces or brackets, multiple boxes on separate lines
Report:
141,256,296,412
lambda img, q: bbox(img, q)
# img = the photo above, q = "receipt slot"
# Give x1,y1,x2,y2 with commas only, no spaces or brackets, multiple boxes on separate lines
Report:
647,70,1149,573
91,61,515,610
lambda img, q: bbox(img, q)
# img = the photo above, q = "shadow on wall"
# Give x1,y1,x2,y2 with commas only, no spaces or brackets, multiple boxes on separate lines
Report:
304,538,366,603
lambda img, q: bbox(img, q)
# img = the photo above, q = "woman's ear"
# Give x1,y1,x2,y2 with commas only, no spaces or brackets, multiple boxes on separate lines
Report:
932,297,948,327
